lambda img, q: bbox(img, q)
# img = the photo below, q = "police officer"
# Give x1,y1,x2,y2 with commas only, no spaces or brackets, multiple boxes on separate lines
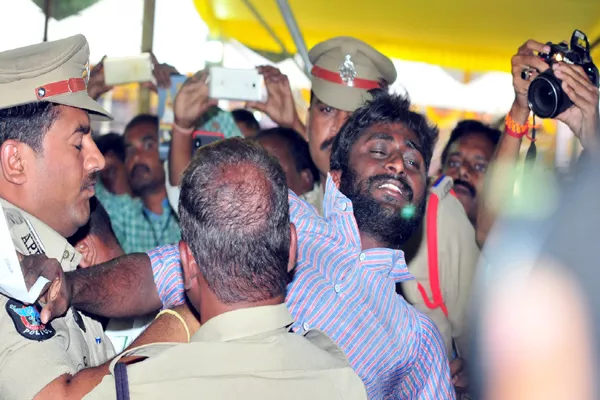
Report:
0,35,115,399
400,175,480,363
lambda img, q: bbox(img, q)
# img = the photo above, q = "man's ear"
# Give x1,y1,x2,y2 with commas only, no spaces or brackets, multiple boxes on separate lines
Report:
299,169,314,193
287,223,298,273
179,240,199,292
329,170,342,190
76,237,96,269
0,140,29,185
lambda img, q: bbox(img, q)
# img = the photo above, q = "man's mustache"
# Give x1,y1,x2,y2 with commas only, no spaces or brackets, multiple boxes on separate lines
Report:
320,137,335,151
80,171,98,191
453,179,477,197
368,173,414,202
131,164,151,177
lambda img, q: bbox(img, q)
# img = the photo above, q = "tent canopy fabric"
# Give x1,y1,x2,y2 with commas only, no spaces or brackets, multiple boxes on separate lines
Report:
193,0,600,73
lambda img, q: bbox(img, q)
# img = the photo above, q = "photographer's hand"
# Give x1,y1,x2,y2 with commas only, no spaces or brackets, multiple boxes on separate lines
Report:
510,40,551,123
553,63,600,152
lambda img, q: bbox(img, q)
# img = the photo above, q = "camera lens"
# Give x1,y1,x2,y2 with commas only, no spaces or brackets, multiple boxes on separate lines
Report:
527,70,572,118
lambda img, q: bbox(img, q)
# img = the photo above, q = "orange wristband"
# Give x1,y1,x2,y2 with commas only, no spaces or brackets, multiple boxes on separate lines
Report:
505,113,530,135
505,127,526,139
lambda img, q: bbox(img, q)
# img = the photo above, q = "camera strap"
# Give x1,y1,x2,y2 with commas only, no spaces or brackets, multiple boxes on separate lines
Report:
525,115,537,170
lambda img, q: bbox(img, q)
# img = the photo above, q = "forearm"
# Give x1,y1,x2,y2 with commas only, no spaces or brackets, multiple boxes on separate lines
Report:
69,253,162,318
33,364,110,400
33,353,145,400
168,126,194,187
476,103,527,246
579,124,600,155
128,304,201,348
291,118,307,141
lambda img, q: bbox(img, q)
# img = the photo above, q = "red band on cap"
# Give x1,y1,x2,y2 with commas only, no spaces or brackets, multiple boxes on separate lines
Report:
311,65,381,90
35,78,86,100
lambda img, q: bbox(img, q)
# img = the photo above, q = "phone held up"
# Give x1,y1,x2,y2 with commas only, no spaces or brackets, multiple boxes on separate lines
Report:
103,53,154,86
208,67,264,102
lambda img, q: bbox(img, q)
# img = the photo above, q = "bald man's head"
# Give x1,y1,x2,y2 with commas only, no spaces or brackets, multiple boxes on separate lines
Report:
179,138,292,304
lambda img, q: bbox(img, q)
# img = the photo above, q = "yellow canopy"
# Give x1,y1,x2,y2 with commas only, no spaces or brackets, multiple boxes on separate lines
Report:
193,0,600,73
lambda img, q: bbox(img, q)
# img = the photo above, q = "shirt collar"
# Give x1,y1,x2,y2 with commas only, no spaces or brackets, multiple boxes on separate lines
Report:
192,304,293,343
321,173,413,283
143,198,171,219
0,198,81,272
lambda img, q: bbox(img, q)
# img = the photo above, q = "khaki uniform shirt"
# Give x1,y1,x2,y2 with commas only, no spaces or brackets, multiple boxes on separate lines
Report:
401,177,480,360
0,199,115,400
85,304,367,400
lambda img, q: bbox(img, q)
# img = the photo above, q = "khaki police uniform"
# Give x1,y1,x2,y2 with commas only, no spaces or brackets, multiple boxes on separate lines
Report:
301,182,324,215
401,176,480,360
0,35,115,399
84,304,367,400
0,199,116,399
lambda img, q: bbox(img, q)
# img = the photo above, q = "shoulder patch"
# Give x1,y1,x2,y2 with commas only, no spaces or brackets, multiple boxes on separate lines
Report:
430,175,454,199
6,299,55,341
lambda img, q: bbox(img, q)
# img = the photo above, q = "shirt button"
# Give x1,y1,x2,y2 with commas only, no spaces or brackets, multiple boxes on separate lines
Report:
340,202,347,211
334,284,341,293
359,253,366,261
302,323,310,331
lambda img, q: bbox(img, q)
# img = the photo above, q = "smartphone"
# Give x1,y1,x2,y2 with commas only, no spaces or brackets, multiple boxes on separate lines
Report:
103,54,153,86
193,131,225,151
208,67,263,101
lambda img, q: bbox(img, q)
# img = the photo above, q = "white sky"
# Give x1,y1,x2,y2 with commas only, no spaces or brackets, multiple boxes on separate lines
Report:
0,0,208,73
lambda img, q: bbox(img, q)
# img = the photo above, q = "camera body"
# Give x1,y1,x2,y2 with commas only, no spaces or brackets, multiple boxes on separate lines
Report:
527,30,599,118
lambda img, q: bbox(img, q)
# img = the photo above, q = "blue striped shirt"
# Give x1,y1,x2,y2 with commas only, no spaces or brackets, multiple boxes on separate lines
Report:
149,175,454,399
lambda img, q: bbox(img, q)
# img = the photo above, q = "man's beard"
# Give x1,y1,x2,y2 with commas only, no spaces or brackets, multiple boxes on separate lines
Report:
339,166,426,249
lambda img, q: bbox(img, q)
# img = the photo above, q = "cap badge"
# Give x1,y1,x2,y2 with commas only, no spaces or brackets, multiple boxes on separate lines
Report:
82,61,90,86
339,55,357,87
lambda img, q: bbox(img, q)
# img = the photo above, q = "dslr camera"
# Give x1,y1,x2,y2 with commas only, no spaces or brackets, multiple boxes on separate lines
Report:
527,29,599,119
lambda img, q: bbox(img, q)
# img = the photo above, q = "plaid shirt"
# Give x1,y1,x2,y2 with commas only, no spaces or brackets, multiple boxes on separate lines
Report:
149,175,454,399
95,183,181,254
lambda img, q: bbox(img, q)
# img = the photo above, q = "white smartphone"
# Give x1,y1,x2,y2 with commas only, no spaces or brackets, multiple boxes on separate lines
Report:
103,54,153,86
208,67,263,102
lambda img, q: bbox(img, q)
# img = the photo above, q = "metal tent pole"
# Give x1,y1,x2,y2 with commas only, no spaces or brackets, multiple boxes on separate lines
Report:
275,0,311,76
43,0,51,42
242,0,289,57
139,0,156,114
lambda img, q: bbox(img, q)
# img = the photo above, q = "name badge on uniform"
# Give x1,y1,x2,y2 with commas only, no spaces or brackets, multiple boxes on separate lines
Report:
6,299,55,341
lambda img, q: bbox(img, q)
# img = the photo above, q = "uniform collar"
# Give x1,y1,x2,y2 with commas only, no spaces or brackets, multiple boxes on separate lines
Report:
0,198,81,272
322,173,412,282
192,304,293,343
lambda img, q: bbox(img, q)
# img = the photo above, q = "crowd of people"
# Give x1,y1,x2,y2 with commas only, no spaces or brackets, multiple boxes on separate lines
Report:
0,29,598,400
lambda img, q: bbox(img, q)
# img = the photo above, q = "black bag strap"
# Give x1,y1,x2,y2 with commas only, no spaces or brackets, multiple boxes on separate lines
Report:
114,362,130,400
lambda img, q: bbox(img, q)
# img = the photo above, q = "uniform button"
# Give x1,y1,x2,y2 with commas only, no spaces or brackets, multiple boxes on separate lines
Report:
359,253,366,261
62,250,70,260
334,284,341,293
302,323,310,331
